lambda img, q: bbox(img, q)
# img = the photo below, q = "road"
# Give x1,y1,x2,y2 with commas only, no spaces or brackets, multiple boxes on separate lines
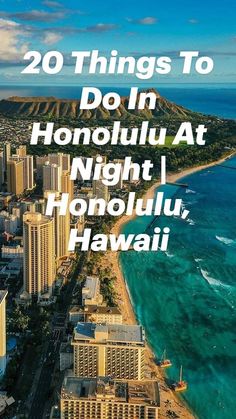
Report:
28,253,86,419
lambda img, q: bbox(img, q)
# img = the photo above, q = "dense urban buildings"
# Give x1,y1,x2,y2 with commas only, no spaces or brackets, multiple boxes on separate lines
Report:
60,376,160,419
0,142,161,418
0,290,7,378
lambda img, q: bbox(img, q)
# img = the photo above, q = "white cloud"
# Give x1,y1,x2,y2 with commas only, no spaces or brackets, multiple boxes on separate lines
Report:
188,19,199,24
127,16,157,25
138,17,157,25
42,31,63,45
0,18,29,61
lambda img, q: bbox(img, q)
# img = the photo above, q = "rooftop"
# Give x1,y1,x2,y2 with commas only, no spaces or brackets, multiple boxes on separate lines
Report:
61,376,160,407
23,212,53,225
73,322,145,345
82,276,100,300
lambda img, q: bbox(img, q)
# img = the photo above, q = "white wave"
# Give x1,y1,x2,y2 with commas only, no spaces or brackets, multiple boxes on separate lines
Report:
187,218,195,225
194,258,203,263
215,236,235,246
186,189,196,194
200,268,231,289
165,251,174,258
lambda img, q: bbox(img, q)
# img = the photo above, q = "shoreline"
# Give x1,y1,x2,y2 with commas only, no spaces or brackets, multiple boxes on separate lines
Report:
101,152,235,419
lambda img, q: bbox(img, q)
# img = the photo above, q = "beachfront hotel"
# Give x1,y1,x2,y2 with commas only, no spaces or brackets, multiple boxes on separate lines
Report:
0,290,7,378
69,305,123,325
60,376,160,419
72,323,145,380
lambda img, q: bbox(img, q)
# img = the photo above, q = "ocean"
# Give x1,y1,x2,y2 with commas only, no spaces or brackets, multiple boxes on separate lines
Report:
0,84,235,119
120,158,236,419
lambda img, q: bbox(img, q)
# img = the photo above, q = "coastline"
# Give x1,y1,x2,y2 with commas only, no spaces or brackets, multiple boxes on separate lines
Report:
101,152,235,419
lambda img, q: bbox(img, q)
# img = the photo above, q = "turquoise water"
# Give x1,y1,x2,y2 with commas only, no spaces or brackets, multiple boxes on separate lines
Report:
120,157,236,419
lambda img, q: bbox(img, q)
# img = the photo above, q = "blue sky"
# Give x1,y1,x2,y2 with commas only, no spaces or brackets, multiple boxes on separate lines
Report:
0,0,235,85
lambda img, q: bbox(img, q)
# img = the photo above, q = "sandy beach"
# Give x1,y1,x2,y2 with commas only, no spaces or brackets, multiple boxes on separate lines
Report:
100,152,235,419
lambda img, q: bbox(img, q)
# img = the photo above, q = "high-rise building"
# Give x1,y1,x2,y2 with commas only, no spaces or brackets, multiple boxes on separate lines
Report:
36,156,48,179
23,155,35,190
60,376,160,419
23,212,55,298
16,145,27,157
0,152,4,190
36,154,70,179
61,171,74,202
7,159,24,195
0,290,7,378
48,153,70,171
44,191,70,265
92,159,109,202
92,179,109,202
72,323,145,380
43,162,62,192
3,143,11,173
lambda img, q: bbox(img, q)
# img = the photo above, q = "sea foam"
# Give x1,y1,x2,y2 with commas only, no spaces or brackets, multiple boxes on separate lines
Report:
200,268,230,289
186,189,196,194
215,236,235,246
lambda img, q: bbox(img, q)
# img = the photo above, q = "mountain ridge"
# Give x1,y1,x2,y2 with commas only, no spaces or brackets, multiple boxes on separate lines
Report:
0,89,196,120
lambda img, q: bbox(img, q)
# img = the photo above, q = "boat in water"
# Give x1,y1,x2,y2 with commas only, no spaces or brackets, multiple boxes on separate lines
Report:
157,349,172,368
172,366,188,392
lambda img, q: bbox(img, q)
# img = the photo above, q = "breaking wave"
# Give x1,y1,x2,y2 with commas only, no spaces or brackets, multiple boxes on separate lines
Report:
200,268,231,289
215,236,235,246
186,189,196,194
187,218,195,225
165,251,174,258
